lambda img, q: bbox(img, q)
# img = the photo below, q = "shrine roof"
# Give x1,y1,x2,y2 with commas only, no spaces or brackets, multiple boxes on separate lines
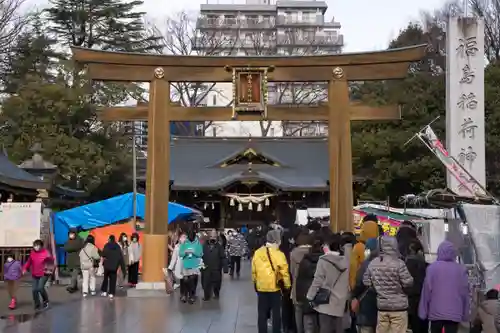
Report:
137,136,349,191
0,153,50,190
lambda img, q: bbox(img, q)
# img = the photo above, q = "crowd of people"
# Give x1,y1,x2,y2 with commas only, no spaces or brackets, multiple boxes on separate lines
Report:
167,226,251,303
248,216,494,333
2,228,143,310
4,217,500,333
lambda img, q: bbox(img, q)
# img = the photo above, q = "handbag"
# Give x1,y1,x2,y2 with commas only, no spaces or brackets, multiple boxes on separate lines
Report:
43,259,55,276
265,247,285,292
222,256,229,274
164,272,174,294
312,259,344,305
83,248,100,268
350,288,370,313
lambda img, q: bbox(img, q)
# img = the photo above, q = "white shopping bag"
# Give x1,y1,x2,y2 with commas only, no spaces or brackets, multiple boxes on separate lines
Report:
96,262,104,276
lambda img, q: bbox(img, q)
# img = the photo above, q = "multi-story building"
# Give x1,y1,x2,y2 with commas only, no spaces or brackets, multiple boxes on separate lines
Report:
195,0,343,137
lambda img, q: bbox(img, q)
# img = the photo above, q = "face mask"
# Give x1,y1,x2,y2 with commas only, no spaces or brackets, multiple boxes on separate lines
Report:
6,257,13,262
132,239,138,243
122,237,128,242
69,234,75,239
33,246,41,251
179,236,186,243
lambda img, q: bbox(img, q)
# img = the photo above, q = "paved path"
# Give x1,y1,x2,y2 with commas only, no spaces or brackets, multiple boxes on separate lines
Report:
0,277,126,318
0,265,258,333
0,264,470,333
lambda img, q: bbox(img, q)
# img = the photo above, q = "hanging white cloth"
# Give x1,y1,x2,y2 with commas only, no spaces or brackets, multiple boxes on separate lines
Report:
168,243,183,280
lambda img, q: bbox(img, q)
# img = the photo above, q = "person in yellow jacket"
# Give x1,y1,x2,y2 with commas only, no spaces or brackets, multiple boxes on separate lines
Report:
252,229,291,333
349,214,379,290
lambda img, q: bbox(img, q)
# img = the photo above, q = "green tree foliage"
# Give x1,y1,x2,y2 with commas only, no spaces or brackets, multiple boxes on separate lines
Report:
352,23,447,204
0,0,159,200
484,63,500,195
0,16,60,93
353,19,500,204
0,77,132,193
45,0,161,52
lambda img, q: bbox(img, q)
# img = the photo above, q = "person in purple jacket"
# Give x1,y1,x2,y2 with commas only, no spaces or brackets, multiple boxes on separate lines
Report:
4,251,22,310
418,240,470,333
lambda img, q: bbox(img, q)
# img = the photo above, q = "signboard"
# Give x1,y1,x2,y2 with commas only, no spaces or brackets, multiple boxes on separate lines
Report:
0,202,42,247
353,209,401,236
227,66,271,119
446,17,486,195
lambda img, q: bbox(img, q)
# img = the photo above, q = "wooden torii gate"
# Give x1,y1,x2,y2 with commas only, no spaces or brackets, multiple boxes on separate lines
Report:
72,45,425,283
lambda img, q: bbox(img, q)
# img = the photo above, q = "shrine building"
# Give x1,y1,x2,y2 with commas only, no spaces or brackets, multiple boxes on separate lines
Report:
137,136,360,229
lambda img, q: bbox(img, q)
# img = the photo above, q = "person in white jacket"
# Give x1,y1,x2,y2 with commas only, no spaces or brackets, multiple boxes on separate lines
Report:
168,232,186,301
127,233,142,287
79,235,101,297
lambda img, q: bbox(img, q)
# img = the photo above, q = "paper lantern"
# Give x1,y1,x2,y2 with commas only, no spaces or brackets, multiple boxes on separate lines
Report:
257,203,262,211
265,198,270,206
248,202,253,210
238,203,243,211
230,198,235,206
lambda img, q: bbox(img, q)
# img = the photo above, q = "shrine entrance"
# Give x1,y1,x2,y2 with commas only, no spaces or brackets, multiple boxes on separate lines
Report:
73,46,425,282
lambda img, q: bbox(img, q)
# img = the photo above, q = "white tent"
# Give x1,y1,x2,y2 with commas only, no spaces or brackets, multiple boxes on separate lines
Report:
295,208,329,226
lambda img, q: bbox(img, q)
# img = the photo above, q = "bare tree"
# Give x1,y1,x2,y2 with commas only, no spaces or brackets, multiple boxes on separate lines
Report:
247,27,338,136
0,0,27,65
149,12,341,137
418,0,500,66
149,11,237,136
468,0,500,62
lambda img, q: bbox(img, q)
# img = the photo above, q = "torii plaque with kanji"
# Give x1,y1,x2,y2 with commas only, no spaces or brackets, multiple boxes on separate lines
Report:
226,66,272,119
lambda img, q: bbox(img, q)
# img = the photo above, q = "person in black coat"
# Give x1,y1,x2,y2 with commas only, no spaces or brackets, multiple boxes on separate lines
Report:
405,239,429,333
201,230,226,301
219,232,227,250
64,228,84,293
396,220,421,260
100,235,126,299
280,226,297,333
295,235,324,333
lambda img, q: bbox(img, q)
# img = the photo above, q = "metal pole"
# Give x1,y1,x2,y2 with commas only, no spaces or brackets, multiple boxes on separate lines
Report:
132,122,137,223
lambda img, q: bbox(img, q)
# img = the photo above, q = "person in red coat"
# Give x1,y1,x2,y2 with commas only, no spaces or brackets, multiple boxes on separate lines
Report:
23,239,54,310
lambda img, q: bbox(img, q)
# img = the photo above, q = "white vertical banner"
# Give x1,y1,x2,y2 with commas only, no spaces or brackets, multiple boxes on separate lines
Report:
446,17,486,196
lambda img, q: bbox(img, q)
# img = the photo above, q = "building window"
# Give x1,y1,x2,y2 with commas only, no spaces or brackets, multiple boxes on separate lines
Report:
212,95,217,106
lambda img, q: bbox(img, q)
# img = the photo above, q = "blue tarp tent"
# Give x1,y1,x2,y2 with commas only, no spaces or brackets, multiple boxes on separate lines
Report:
53,193,198,245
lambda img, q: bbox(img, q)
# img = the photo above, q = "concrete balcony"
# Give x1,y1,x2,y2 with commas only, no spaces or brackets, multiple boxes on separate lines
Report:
276,33,344,46
323,20,341,29
197,18,275,30
276,15,324,26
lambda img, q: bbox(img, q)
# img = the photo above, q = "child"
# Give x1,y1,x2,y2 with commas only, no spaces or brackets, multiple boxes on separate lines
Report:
3,251,22,309
23,239,54,310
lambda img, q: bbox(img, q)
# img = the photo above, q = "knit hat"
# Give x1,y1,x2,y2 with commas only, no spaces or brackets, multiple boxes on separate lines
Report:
362,214,378,223
267,230,281,244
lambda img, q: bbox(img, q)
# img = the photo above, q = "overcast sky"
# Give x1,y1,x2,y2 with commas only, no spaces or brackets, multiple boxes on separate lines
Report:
27,0,448,52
